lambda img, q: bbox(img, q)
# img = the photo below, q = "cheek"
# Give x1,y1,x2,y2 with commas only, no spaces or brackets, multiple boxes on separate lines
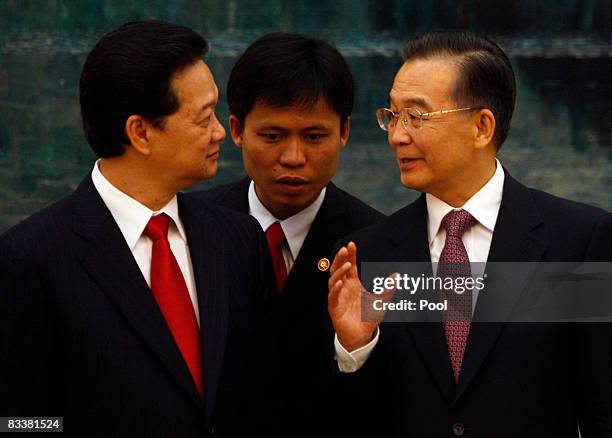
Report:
199,128,214,146
308,152,335,181
241,136,278,164
424,144,462,178
242,147,275,178
246,147,275,167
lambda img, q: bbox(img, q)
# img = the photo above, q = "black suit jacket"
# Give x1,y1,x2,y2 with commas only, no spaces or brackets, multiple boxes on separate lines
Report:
193,178,384,435
0,175,275,437
339,170,612,437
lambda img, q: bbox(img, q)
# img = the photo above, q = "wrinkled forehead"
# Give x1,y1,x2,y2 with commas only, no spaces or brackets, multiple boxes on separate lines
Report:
390,57,461,110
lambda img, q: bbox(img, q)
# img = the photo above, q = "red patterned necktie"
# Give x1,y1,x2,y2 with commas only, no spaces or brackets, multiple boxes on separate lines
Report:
265,222,288,293
144,214,203,397
438,209,477,382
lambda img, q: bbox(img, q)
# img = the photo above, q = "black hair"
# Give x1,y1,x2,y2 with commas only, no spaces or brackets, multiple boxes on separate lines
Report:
227,32,354,131
79,20,208,157
403,30,516,148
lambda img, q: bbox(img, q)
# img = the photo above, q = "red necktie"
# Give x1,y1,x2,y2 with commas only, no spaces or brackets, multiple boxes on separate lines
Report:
438,209,476,382
265,222,288,293
144,214,203,397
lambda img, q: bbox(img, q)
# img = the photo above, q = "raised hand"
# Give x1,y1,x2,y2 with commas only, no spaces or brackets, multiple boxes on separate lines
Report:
328,241,395,352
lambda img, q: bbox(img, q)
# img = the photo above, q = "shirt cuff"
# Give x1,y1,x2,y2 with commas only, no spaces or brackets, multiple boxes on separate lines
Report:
334,328,380,373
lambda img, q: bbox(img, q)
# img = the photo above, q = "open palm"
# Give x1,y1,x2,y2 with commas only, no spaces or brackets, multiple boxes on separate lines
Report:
328,242,391,352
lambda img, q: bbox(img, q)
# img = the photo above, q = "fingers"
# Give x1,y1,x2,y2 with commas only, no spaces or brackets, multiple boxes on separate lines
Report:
347,241,357,266
361,273,399,324
331,241,358,275
328,261,351,291
336,242,359,280
330,246,349,275
328,278,344,310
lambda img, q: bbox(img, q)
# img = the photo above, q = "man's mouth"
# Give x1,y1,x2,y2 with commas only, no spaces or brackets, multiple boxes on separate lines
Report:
277,176,307,184
276,176,308,193
398,157,424,170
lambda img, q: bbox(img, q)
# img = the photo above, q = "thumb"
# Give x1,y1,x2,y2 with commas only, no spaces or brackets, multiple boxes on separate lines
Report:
361,272,400,323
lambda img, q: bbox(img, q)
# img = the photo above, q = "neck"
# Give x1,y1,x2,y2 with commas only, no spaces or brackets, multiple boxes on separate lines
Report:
98,157,176,211
433,157,497,207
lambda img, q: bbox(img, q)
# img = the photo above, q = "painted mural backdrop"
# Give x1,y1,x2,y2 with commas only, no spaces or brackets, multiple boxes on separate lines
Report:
1,0,611,231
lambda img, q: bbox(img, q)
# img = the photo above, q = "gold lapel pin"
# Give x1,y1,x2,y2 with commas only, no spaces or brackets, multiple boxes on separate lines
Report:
317,258,330,271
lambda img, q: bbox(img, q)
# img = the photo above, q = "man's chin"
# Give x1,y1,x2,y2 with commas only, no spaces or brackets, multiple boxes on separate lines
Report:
179,167,218,189
400,174,426,192
200,164,218,181
277,192,320,212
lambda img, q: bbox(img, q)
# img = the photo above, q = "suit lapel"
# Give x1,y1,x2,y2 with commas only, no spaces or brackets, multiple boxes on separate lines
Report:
455,171,547,401
70,176,204,411
178,194,229,424
215,177,251,213
283,184,346,296
383,195,457,404
219,181,349,296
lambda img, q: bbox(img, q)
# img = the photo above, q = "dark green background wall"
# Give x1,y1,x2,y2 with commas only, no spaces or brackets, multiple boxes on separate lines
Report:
1,0,611,231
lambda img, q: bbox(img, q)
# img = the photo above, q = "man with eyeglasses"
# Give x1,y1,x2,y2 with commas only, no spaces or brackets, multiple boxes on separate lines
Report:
328,30,612,437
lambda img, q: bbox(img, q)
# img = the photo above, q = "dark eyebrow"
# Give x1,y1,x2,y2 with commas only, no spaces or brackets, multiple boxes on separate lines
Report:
302,124,332,131
254,124,288,132
254,123,332,131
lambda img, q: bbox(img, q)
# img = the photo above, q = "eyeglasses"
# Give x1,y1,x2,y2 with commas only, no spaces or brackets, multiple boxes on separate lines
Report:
376,107,479,131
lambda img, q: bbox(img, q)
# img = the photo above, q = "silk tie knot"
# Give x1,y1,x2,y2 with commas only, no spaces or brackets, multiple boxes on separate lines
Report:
144,214,171,242
266,222,286,251
441,209,476,238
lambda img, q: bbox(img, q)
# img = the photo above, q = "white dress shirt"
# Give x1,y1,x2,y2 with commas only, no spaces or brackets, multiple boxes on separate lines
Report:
335,159,505,372
248,180,325,273
91,160,200,325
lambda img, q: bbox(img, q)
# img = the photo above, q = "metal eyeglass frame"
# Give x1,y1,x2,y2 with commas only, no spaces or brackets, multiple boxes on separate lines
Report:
376,107,480,131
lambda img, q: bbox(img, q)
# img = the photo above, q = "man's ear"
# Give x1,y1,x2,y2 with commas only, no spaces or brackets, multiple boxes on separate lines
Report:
473,109,496,150
125,114,153,156
340,116,351,149
229,115,244,149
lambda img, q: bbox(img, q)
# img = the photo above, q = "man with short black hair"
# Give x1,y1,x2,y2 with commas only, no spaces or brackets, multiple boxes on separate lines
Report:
329,30,612,437
193,32,384,434
0,20,274,437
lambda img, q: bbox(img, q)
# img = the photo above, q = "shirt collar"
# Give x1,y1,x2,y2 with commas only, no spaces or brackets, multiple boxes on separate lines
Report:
248,180,326,259
426,158,505,245
91,159,187,249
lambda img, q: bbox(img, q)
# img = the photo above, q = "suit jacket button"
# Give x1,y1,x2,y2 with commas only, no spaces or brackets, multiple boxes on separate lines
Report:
452,423,465,436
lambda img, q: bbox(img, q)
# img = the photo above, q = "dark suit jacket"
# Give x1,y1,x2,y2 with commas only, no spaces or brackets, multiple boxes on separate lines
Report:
0,175,276,438
338,170,612,438
193,178,384,435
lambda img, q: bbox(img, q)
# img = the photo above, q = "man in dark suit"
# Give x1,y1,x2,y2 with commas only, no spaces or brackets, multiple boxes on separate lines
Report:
193,33,384,434
328,30,612,437
0,20,275,437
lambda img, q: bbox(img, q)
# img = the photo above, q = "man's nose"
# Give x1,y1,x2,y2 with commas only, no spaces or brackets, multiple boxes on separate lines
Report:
279,138,307,167
389,123,412,148
212,114,226,143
